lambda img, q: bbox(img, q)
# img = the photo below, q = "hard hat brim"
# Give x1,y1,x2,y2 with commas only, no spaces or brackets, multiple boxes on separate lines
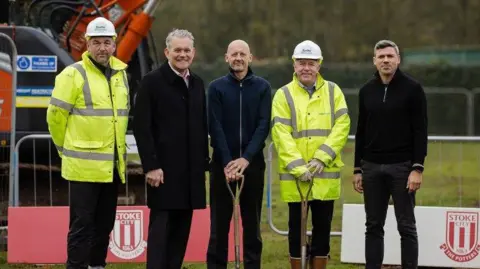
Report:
293,55,323,60
85,34,117,38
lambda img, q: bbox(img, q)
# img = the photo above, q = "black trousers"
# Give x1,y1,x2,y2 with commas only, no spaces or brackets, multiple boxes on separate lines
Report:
146,209,193,269
361,160,418,269
66,170,120,269
288,200,334,258
206,162,265,269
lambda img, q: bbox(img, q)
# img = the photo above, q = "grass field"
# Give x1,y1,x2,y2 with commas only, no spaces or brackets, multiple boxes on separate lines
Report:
2,139,480,268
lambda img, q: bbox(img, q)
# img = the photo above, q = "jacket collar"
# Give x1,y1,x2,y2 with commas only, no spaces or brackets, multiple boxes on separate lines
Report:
168,61,190,80
159,60,193,85
374,67,404,85
292,72,326,90
82,51,127,71
227,66,254,83
88,56,107,74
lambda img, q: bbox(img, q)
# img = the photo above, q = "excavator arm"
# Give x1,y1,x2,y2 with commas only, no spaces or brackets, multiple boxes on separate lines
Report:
25,0,161,64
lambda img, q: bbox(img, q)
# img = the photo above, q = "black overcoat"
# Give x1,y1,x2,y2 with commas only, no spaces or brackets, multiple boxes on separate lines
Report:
132,61,209,210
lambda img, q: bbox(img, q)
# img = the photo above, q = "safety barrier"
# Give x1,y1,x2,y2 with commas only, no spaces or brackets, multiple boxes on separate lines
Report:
266,135,480,237
0,33,17,242
10,133,147,207
8,134,242,264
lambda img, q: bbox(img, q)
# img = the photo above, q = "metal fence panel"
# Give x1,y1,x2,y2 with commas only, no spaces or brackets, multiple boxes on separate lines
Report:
471,88,480,136
11,134,147,207
0,32,17,250
267,135,480,238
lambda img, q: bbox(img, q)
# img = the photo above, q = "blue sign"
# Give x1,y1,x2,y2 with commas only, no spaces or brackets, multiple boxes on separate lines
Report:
17,56,30,70
31,56,56,71
16,55,57,72
16,87,53,97
16,86,54,108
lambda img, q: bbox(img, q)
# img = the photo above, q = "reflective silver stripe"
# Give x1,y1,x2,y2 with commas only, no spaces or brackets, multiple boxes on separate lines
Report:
279,171,340,180
286,158,306,171
320,144,336,160
55,144,63,152
71,108,129,116
315,82,341,161
335,108,348,119
117,109,129,116
63,148,114,161
122,71,129,92
71,63,129,116
122,71,130,109
328,81,335,129
71,63,93,109
281,86,297,131
282,84,336,138
292,129,330,139
50,97,73,111
272,116,291,126
72,108,113,116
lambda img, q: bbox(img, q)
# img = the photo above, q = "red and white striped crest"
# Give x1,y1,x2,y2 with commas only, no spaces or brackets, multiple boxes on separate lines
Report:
109,209,147,260
440,211,480,262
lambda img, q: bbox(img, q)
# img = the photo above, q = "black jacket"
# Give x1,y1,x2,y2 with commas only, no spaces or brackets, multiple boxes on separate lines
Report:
207,67,272,168
354,68,428,169
133,61,209,210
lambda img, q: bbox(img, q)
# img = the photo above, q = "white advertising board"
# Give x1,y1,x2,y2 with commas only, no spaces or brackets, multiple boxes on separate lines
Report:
341,203,480,268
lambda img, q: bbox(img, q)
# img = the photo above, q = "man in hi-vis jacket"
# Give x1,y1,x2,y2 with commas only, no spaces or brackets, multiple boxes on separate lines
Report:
271,40,350,269
47,17,129,269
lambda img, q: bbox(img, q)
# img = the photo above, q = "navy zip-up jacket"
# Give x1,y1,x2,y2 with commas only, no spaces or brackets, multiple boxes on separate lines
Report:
207,67,272,168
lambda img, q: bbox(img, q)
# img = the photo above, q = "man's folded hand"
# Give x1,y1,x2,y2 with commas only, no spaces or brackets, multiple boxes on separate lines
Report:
298,170,313,182
306,158,325,175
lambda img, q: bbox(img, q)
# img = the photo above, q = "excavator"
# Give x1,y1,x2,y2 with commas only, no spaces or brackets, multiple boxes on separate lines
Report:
0,0,163,209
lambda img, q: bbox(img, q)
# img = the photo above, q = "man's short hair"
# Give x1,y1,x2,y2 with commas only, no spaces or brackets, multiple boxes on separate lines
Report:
374,40,400,56
165,29,194,49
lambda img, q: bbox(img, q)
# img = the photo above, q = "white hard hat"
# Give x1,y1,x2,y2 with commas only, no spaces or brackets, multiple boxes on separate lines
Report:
292,40,323,60
85,17,117,39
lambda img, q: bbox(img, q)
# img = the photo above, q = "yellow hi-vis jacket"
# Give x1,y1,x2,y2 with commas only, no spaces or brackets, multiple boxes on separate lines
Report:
46,51,129,183
271,73,350,202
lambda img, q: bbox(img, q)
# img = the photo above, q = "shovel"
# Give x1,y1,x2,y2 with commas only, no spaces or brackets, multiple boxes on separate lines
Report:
295,175,314,269
226,174,245,269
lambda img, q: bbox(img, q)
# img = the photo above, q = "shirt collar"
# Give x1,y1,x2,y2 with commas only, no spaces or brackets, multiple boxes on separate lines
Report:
298,80,316,91
168,61,190,79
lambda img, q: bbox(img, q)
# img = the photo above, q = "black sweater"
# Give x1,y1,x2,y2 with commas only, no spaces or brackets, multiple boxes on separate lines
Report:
354,69,428,169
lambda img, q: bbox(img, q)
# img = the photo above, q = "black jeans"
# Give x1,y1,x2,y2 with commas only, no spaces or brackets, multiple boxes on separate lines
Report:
288,200,334,258
206,161,265,269
361,160,418,269
66,170,120,269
